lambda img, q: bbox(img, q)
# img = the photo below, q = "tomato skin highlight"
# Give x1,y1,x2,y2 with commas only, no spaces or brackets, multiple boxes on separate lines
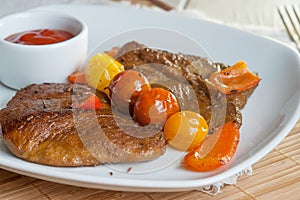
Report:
133,88,179,126
184,122,240,172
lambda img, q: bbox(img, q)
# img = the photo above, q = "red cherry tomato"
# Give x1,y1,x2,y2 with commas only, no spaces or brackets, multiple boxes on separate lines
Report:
133,88,179,126
109,70,151,114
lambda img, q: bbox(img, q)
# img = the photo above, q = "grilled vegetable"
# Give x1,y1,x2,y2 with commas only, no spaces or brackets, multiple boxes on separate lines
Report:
164,111,208,151
184,122,240,171
133,88,179,126
74,93,103,110
68,71,86,84
209,61,261,94
109,70,151,114
86,53,124,97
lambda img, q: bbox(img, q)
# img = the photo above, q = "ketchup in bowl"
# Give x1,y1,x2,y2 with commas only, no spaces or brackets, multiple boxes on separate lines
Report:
5,29,73,45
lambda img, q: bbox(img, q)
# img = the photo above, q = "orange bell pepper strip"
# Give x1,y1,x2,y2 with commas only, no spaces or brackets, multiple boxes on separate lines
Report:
184,122,240,172
209,61,261,94
68,71,86,84
74,94,103,110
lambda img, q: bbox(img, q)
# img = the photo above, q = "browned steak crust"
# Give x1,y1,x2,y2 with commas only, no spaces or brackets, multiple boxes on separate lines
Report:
0,83,166,167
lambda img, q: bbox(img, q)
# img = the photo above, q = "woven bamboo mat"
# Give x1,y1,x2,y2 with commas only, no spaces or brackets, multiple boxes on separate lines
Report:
0,119,299,200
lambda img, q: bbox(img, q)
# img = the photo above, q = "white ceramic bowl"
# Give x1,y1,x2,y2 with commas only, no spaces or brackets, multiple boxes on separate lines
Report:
0,11,88,89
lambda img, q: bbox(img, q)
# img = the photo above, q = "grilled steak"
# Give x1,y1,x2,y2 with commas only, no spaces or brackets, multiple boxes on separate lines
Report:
0,41,258,167
0,83,166,166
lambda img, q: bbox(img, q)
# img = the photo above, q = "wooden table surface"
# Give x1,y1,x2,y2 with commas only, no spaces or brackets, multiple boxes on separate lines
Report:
0,1,299,199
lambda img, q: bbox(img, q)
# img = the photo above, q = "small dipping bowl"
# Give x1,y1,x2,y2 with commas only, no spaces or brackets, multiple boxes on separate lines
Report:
0,11,88,90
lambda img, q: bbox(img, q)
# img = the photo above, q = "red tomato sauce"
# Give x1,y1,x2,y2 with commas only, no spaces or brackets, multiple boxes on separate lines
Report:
5,29,73,45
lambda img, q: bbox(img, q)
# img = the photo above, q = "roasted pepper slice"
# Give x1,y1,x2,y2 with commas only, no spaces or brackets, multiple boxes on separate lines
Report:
184,122,240,172
209,61,261,94
68,71,86,84
74,94,103,110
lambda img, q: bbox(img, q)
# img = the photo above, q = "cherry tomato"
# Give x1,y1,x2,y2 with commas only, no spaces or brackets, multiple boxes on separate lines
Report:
164,111,208,151
184,122,240,172
86,53,124,97
109,70,151,114
133,88,179,126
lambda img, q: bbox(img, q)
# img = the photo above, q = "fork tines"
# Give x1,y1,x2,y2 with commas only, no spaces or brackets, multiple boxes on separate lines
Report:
278,4,300,51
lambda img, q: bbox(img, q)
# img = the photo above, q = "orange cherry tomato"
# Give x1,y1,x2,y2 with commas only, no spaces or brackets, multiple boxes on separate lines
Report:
184,122,240,172
133,88,179,126
164,111,208,151
109,70,151,114
68,71,86,84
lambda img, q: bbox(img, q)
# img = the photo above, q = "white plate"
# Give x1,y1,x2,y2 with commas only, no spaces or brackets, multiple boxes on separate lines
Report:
0,5,299,192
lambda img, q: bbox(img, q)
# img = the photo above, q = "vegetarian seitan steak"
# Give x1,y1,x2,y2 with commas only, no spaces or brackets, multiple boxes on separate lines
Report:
0,83,166,166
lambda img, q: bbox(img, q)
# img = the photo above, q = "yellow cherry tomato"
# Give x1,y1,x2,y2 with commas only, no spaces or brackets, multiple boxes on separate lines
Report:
164,111,208,151
85,53,124,97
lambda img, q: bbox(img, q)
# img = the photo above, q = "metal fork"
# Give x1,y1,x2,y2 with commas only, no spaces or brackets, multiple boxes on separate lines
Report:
278,5,300,51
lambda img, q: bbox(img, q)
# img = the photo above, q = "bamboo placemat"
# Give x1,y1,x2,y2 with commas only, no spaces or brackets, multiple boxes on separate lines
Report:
0,119,299,200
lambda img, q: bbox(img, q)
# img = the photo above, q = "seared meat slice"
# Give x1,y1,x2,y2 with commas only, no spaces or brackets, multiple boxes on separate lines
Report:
115,41,257,131
0,83,166,167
